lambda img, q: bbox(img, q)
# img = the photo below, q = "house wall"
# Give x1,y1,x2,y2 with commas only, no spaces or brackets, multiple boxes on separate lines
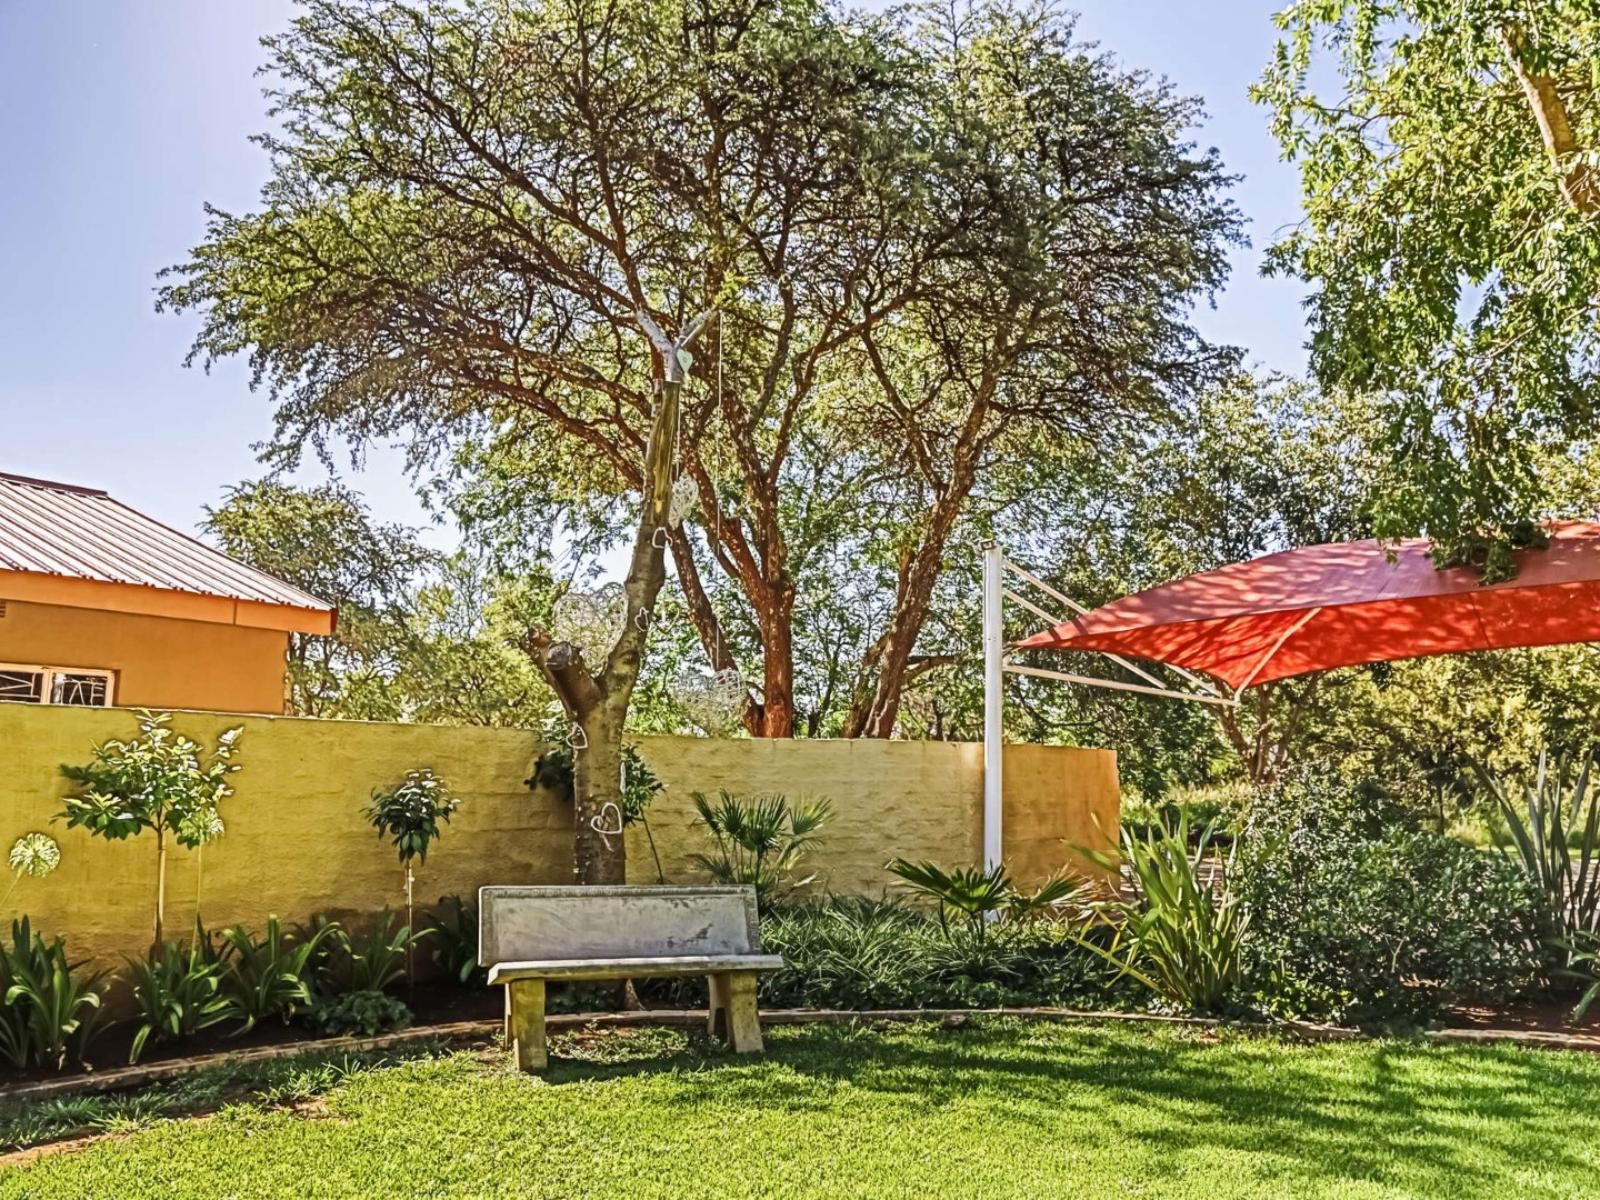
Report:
0,599,289,715
0,704,1119,967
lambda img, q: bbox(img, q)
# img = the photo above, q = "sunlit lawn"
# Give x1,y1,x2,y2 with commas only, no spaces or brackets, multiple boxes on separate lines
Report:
5,1018,1599,1199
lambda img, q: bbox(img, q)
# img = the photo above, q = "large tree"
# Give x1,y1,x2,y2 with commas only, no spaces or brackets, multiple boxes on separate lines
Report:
163,0,1239,755
1256,1,1600,578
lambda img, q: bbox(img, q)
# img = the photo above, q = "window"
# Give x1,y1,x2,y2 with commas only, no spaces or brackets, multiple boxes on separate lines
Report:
0,664,114,707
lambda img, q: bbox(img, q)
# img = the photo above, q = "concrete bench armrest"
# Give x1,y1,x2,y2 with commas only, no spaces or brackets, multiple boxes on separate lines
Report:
487,954,784,985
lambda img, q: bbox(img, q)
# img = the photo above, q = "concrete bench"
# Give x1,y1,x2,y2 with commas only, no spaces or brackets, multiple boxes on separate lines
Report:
478,884,784,1070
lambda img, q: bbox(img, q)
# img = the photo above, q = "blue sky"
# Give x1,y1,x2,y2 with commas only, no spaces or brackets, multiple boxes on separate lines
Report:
0,1,1309,540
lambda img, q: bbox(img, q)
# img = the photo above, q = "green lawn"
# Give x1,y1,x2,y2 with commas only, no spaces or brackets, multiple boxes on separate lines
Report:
5,1018,1600,1198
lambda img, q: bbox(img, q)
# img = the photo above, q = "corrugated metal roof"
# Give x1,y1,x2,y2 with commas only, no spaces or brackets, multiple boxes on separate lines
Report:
0,472,334,613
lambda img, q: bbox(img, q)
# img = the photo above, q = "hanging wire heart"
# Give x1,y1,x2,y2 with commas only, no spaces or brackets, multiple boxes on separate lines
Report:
668,475,699,527
552,583,628,662
674,666,747,733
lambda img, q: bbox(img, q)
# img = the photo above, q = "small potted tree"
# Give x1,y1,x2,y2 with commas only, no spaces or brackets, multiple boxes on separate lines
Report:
366,768,458,985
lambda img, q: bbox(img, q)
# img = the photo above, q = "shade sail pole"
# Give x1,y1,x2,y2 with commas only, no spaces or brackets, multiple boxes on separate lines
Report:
982,543,1004,871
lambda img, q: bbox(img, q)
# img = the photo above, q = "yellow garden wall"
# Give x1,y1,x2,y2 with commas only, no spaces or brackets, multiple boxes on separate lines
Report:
0,703,1118,967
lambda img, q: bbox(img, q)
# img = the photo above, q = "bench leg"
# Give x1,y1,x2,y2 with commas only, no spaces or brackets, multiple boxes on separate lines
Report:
725,971,764,1054
707,972,732,1041
505,979,548,1072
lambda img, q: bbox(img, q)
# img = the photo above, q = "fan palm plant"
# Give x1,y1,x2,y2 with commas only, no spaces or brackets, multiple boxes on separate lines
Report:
688,791,831,910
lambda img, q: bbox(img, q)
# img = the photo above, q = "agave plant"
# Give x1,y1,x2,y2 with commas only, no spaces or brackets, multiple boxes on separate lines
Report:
1473,749,1600,955
688,791,831,909
1074,816,1247,1014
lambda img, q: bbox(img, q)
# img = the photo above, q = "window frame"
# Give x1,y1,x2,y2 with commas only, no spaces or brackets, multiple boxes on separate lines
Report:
0,663,116,708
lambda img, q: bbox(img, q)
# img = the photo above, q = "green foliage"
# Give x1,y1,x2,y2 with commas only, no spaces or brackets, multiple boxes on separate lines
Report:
0,918,108,1071
58,711,241,848
125,930,231,1064
421,896,484,987
1473,749,1600,957
886,860,1092,936
1255,1,1600,570
57,711,240,946
687,792,831,909
1236,774,1551,1027
756,898,1128,1012
216,917,330,1033
1076,818,1248,1015
306,990,412,1038
365,769,458,866
308,912,413,996
528,741,662,826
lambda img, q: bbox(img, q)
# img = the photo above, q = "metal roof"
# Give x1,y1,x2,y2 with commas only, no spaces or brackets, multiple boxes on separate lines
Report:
0,472,334,614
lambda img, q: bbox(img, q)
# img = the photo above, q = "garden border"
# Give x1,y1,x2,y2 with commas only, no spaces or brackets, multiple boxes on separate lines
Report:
6,1005,1597,1104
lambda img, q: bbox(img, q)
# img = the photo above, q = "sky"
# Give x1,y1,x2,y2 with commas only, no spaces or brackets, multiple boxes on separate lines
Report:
0,0,1310,542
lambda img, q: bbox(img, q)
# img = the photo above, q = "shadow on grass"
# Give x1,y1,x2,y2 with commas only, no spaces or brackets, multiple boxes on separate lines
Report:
538,1018,1600,1194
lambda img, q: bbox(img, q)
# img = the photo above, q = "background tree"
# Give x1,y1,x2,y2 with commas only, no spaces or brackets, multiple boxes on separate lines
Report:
1256,0,1600,577
163,0,1238,750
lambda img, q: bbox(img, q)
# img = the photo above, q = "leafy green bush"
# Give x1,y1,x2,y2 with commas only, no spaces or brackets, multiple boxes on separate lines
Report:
1077,817,1248,1015
1236,774,1551,1027
756,898,1128,1011
306,990,412,1038
125,929,231,1063
217,917,330,1033
0,918,108,1070
366,769,458,867
307,912,412,996
421,895,484,986
688,791,831,909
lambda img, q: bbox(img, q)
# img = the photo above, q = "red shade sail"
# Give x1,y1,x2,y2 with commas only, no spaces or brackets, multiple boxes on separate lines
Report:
1016,521,1600,691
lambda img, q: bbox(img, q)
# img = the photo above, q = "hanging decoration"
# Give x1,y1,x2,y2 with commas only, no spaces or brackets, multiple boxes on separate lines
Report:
552,583,628,662
674,666,747,733
668,475,699,527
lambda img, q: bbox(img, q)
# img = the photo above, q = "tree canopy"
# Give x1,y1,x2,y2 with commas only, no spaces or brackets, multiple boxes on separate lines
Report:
163,0,1240,738
1257,0,1600,578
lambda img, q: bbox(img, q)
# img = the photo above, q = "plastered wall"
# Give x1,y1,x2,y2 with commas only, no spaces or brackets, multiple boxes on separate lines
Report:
0,703,1118,966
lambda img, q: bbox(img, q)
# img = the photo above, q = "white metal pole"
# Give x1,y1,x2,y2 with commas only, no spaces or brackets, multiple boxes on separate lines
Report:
982,544,1004,872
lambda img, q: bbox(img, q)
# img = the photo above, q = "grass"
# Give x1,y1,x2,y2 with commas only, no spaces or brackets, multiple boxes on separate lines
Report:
5,1019,1600,1197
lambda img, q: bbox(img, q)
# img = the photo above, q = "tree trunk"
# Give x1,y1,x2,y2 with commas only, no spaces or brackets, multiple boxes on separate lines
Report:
1498,26,1600,214
757,588,797,737
536,309,715,885
153,826,167,952
572,703,626,885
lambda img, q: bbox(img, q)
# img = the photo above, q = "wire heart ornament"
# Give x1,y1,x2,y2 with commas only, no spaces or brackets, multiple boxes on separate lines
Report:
668,475,699,527
589,802,625,838
674,666,747,733
552,584,628,662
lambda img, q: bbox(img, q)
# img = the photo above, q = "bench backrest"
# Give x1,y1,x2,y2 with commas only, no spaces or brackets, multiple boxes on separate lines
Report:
478,885,763,965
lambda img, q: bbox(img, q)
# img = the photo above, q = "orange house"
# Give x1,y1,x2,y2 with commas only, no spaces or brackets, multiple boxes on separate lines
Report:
0,472,335,715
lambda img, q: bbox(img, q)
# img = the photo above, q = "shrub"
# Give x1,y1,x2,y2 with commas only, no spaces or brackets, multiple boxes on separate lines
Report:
306,990,412,1038
688,791,831,909
1235,774,1551,1027
125,929,231,1064
421,896,484,986
217,917,330,1033
366,768,457,984
0,918,108,1071
307,912,412,996
1077,817,1248,1015
756,897,1128,1011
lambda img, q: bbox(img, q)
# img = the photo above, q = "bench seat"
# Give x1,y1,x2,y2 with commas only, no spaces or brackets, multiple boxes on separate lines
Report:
479,885,785,1071
488,954,785,985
